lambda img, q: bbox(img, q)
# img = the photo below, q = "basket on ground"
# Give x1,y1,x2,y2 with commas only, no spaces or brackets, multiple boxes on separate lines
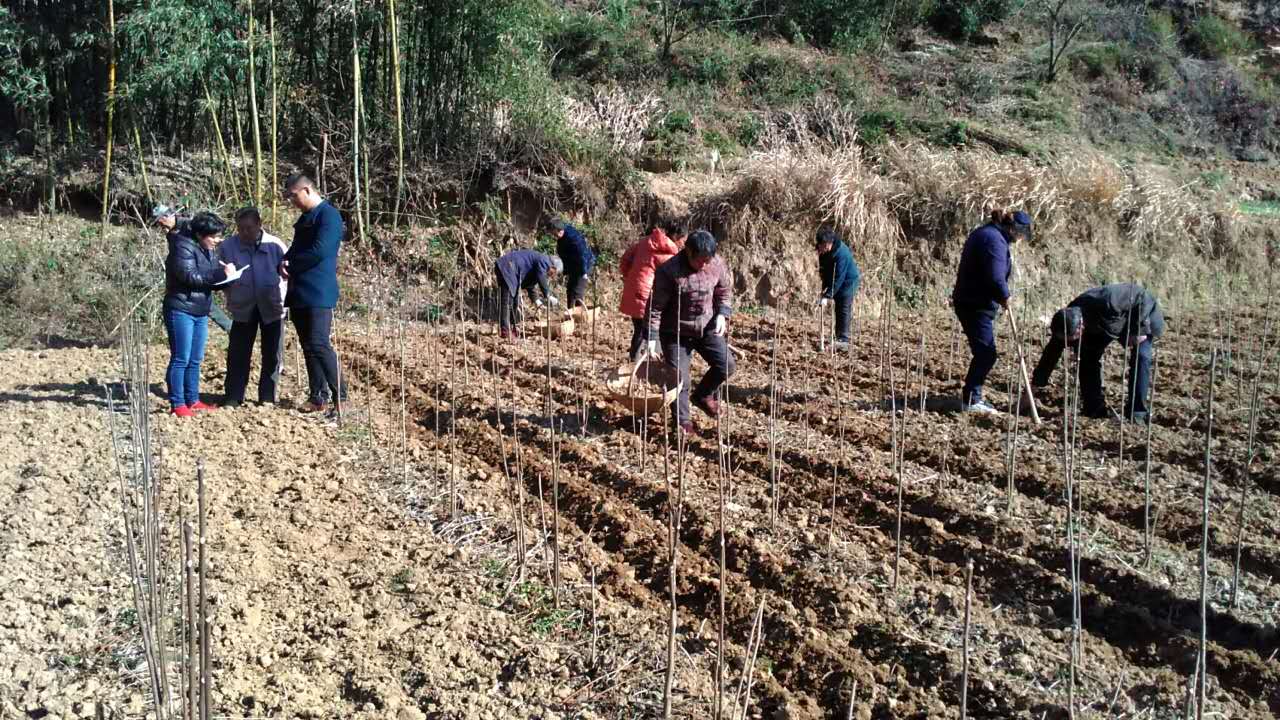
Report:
569,306,603,325
606,361,680,415
530,316,575,338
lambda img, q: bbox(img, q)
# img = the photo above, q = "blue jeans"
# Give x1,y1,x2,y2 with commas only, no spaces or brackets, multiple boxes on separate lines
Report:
164,308,209,408
954,304,998,404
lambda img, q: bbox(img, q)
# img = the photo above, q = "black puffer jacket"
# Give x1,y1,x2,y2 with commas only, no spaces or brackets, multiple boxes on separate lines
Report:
163,230,227,316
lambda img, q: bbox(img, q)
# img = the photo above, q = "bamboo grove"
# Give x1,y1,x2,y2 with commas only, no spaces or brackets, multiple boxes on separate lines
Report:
0,0,555,216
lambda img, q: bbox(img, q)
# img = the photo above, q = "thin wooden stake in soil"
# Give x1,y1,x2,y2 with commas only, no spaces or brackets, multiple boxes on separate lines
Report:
589,564,598,668
845,680,858,720
733,598,766,720
198,461,210,720
1197,349,1217,720
1006,309,1042,425
1143,347,1158,569
960,558,974,720
552,427,562,610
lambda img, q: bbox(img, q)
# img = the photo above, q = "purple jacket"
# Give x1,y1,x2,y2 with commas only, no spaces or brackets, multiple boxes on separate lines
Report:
648,253,733,338
495,250,554,301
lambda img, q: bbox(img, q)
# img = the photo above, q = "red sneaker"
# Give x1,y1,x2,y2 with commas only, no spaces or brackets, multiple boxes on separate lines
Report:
694,395,722,419
172,405,195,418
190,401,218,412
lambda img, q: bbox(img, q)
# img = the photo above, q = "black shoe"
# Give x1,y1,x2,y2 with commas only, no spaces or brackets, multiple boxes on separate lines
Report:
222,399,243,409
1082,405,1120,421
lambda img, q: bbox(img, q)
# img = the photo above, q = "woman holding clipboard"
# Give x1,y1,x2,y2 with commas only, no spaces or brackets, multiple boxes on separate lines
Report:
162,211,244,417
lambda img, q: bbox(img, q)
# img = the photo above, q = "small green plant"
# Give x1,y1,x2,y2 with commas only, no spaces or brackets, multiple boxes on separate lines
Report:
482,557,507,579
1200,170,1228,190
734,113,766,149
858,108,907,145
1240,201,1280,217
389,567,414,593
1187,14,1252,60
531,607,581,636
702,128,740,157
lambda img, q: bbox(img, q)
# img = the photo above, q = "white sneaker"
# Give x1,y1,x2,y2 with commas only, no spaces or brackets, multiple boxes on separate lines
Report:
961,397,999,414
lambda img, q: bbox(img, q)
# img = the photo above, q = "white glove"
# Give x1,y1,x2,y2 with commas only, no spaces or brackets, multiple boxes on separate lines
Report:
818,297,830,308
535,298,544,309
712,314,726,336
646,339,659,358
547,295,560,308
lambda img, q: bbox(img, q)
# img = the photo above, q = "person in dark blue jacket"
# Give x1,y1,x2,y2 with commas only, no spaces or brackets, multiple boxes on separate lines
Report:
815,227,861,349
951,209,1032,413
494,249,563,339
152,205,233,333
548,218,595,308
279,173,347,414
162,212,239,417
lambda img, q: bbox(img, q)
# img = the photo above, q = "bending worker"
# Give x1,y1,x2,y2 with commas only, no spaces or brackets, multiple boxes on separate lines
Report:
1032,283,1164,424
646,230,734,435
495,249,562,339
951,209,1033,413
815,226,861,350
548,218,595,308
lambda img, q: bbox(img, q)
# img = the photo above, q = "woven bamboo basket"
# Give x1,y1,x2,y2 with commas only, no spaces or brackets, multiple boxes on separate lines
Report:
606,361,680,415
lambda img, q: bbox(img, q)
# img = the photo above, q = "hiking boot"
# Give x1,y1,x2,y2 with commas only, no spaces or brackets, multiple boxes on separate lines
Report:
694,394,722,419
300,401,327,414
676,420,696,437
172,405,194,418
961,396,999,414
221,399,243,409
190,400,218,412
833,340,850,352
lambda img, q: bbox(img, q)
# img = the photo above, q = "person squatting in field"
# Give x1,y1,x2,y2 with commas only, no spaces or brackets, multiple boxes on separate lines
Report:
279,173,348,415
162,212,243,417
646,229,735,434
619,221,686,362
1032,283,1165,424
951,208,1033,414
814,226,861,350
548,217,596,309
494,249,563,339
218,206,289,407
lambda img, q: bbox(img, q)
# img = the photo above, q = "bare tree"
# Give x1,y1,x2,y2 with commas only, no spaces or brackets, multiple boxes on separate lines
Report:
1038,0,1094,82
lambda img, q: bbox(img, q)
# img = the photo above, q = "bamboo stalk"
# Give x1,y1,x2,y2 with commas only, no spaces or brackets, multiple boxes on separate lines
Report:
247,0,263,207
201,81,238,197
733,598,766,720
1197,350,1217,720
388,0,405,231
184,520,197,720
662,395,684,719
589,564,598,668
716,395,728,719
132,123,153,203
198,461,210,720
1142,347,1159,569
101,0,117,231
269,7,278,221
1231,298,1273,607
552,428,562,609
351,0,366,244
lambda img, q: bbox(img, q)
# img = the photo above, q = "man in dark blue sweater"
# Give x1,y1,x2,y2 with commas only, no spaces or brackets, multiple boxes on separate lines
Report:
951,209,1032,413
279,173,347,414
815,227,861,349
548,218,595,308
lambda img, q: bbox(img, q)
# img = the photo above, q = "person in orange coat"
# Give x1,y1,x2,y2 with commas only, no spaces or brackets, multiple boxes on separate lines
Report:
619,222,686,361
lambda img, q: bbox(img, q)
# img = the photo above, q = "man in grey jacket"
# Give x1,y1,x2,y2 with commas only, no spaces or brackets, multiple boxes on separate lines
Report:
1032,282,1165,423
218,207,289,406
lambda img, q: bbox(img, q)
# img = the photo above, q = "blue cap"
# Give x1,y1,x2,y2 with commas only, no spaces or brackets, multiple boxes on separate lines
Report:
1011,210,1033,241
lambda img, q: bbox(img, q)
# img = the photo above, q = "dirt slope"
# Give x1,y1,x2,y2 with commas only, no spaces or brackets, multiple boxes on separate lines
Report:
0,341,692,719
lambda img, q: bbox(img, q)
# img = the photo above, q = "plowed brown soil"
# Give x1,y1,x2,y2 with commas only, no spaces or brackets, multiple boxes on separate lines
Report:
3,303,1278,719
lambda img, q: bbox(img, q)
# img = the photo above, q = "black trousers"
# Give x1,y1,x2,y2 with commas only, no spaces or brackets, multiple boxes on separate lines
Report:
566,272,589,308
1032,334,1155,416
660,331,735,425
290,307,347,405
833,293,854,342
628,318,648,361
496,272,523,331
954,304,999,404
225,307,285,404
